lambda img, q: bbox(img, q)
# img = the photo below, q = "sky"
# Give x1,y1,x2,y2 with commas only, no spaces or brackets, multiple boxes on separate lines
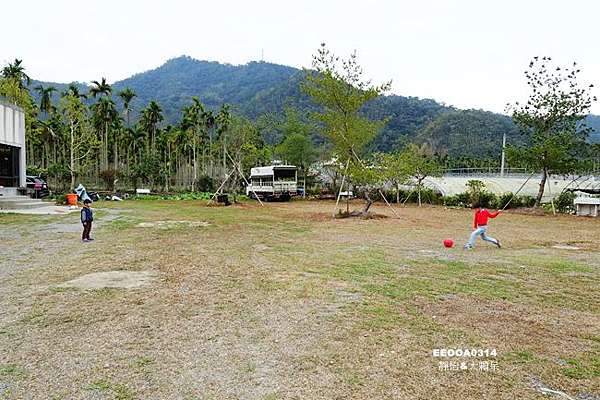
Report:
2,0,599,113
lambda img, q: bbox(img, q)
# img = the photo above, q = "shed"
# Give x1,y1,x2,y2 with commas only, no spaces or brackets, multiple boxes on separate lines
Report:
574,196,600,217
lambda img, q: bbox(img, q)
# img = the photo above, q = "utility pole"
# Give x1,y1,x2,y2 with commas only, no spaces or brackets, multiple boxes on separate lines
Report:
500,132,506,177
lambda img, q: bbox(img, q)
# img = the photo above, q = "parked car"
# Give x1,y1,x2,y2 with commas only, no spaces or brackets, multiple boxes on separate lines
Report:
26,175,50,198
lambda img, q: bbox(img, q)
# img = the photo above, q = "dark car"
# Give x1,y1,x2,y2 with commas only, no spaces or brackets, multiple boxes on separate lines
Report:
26,175,50,198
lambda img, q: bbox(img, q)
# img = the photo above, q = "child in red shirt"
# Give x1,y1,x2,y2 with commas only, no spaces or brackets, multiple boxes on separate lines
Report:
464,202,501,249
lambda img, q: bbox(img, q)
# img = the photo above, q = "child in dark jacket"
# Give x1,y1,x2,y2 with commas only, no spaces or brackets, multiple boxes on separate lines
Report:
81,199,94,242
464,202,501,249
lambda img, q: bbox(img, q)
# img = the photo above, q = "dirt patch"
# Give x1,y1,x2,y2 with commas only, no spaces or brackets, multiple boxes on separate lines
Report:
334,210,389,219
58,270,158,289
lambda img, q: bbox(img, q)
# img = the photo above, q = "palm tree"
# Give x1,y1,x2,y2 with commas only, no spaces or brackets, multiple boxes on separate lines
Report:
216,104,231,177
34,85,57,117
63,84,87,100
140,101,163,153
89,77,112,98
114,88,136,170
203,109,216,178
117,88,136,128
1,59,31,87
91,97,117,169
89,78,113,169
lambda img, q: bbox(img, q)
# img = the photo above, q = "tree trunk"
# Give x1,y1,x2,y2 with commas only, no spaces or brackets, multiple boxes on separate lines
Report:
113,134,118,171
192,140,197,192
209,133,213,179
303,172,306,198
417,181,422,207
396,182,400,204
362,191,373,215
534,168,547,208
104,121,109,169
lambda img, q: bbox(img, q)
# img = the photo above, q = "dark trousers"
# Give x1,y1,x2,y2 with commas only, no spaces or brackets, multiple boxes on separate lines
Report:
82,221,92,240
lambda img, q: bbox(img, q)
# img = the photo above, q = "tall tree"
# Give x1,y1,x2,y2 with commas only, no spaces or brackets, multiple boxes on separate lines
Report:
398,143,441,206
91,97,117,169
376,151,408,204
115,88,136,170
89,78,114,169
63,84,87,100
203,108,216,178
118,87,136,128
216,104,231,179
302,44,390,214
226,116,271,201
507,57,596,207
89,77,112,98
1,59,31,88
58,92,97,190
34,85,57,117
140,100,163,154
274,107,318,197
180,101,201,190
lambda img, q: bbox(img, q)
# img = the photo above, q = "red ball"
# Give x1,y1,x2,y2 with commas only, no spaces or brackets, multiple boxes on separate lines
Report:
443,238,454,248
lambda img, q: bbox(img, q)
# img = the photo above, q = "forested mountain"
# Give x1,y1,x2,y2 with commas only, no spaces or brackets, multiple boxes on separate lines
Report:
415,110,527,158
28,55,600,154
586,115,600,143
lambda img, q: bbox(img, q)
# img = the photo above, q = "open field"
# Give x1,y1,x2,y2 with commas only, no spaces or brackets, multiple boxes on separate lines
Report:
0,200,599,400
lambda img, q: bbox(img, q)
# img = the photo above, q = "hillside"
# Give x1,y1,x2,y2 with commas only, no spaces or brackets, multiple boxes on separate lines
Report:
27,55,600,155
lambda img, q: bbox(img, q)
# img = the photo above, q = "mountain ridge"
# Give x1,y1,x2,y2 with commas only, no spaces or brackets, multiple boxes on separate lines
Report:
27,55,600,152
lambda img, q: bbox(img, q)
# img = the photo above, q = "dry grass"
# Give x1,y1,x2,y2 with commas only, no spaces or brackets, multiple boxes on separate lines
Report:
0,199,598,399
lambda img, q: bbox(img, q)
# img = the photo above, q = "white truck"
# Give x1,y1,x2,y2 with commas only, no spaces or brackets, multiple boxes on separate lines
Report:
246,164,298,201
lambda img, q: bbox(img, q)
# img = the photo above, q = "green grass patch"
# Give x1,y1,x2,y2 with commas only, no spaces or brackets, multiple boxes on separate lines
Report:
87,380,136,400
0,363,20,376
131,356,153,369
502,350,537,364
563,355,600,379
242,361,257,374
87,380,111,391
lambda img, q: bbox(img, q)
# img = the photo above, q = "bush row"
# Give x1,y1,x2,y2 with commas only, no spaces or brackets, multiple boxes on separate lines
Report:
365,188,536,210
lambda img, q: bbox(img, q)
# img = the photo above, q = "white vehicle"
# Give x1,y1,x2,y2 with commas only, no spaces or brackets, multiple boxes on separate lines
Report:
246,164,298,201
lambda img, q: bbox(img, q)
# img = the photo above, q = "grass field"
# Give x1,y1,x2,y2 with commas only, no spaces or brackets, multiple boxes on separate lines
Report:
1,200,599,399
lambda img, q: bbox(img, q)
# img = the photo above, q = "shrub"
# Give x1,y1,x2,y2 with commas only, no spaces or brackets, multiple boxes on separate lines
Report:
520,196,536,208
495,192,515,209
26,166,47,178
477,191,498,208
196,175,215,192
130,192,214,201
444,191,535,210
554,191,576,214
53,194,67,205
444,192,472,208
